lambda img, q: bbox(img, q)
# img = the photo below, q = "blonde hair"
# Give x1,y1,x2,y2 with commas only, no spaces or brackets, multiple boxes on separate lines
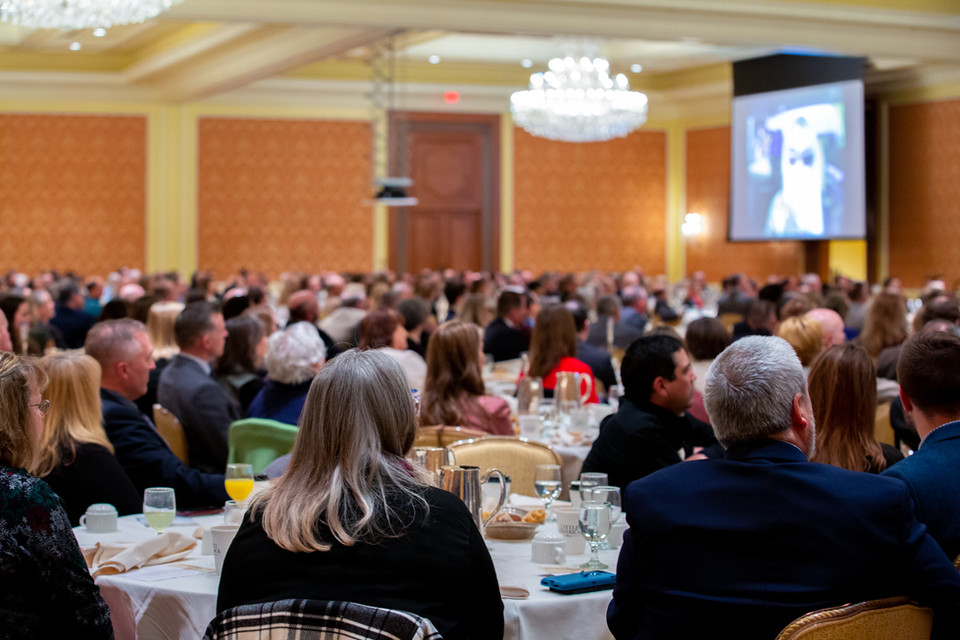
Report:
254,349,431,553
777,316,824,366
34,352,113,477
0,352,46,471
147,301,184,360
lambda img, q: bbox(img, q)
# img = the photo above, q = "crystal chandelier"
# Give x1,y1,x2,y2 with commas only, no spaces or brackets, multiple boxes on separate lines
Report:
510,42,648,143
0,0,184,30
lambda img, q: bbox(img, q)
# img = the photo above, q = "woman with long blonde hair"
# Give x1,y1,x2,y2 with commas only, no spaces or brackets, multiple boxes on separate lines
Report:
36,351,141,524
421,320,512,434
216,349,503,639
0,352,113,636
808,344,902,473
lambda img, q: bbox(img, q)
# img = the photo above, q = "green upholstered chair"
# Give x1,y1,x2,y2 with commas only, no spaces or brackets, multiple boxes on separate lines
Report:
227,418,299,474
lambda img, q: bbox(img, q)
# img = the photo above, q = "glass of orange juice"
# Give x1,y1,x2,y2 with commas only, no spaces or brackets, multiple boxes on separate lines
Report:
225,463,254,502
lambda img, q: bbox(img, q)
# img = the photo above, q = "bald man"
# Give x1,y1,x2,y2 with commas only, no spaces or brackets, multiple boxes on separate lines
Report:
806,308,845,348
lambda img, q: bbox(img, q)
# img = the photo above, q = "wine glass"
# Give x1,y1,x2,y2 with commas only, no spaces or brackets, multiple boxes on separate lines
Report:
143,487,176,535
579,472,608,502
534,464,562,522
579,488,614,569
225,463,255,503
591,485,622,550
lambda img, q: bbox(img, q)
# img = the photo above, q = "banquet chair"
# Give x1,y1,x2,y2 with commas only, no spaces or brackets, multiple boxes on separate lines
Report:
204,598,441,640
447,436,561,498
718,313,743,335
414,425,489,449
227,418,299,475
874,402,895,447
774,596,933,640
153,404,190,465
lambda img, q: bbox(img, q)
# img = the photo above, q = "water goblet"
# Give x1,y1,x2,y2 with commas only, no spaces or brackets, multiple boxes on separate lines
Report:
579,472,608,502
143,487,176,535
579,488,614,569
534,464,562,522
591,485,621,550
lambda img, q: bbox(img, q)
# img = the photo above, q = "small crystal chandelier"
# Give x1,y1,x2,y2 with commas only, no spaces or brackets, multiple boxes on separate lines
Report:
510,40,648,143
0,0,184,30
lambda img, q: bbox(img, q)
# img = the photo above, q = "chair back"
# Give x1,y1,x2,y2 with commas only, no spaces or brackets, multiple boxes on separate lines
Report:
153,404,190,465
775,596,933,640
718,312,743,334
447,436,561,498
874,401,895,447
227,418,299,475
204,598,441,640
414,425,489,449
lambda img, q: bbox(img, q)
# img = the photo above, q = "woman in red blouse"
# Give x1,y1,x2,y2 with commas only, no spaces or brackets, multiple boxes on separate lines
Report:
528,305,598,404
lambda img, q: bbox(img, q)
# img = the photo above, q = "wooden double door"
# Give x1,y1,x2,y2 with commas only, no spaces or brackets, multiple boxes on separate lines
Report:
389,113,500,273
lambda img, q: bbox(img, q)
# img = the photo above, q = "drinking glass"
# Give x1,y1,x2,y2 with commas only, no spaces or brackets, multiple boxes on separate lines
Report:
517,376,543,415
579,472,608,502
225,463,254,502
143,487,176,535
591,485,621,550
579,488,614,569
534,464,562,522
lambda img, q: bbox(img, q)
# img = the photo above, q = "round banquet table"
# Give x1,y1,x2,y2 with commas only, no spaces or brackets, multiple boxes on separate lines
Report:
75,513,619,640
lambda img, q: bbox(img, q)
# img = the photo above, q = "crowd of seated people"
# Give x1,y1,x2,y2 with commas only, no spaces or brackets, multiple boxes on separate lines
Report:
3,264,960,637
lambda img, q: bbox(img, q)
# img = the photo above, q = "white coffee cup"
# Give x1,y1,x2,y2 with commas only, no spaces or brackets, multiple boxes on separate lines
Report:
224,500,246,525
211,524,240,574
518,414,542,440
554,507,586,555
79,503,118,533
531,538,567,565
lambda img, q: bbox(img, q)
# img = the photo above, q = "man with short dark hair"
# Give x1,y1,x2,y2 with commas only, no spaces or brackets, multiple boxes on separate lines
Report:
608,336,960,640
581,335,716,493
883,331,960,560
158,302,239,473
586,295,644,350
732,298,778,341
50,283,96,349
483,290,529,362
86,319,228,508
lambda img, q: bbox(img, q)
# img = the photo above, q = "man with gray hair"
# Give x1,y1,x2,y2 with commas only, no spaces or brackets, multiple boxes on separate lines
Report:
608,336,960,640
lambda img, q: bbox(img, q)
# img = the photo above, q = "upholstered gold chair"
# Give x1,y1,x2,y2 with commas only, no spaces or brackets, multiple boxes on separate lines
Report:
414,425,490,449
446,436,561,498
153,404,190,465
719,313,743,335
874,401,895,447
775,596,933,640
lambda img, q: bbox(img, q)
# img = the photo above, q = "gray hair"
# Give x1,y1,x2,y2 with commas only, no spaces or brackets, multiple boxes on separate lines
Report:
704,336,807,447
84,319,147,370
596,295,622,317
265,321,326,384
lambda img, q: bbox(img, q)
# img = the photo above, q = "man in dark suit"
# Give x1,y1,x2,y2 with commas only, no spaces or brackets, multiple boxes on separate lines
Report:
571,305,617,394
608,336,960,640
883,330,960,561
483,290,529,362
85,319,228,508
158,302,240,474
586,296,644,350
49,284,95,349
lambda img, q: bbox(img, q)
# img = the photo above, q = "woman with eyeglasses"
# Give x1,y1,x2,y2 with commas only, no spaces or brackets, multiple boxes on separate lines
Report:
36,351,141,525
0,352,113,637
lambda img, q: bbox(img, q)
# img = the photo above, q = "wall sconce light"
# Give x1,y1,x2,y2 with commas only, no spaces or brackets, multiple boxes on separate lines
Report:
682,212,704,236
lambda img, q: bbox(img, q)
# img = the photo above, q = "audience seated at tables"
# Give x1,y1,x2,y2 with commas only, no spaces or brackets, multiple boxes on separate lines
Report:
808,344,902,473
608,336,960,640
571,305,617,394
527,304,599,404
420,320,512,435
586,296,643,350
158,302,239,474
884,330,960,561
581,335,717,493
36,352,142,525
715,272,754,316
86,319,229,509
483,289,529,362
876,295,959,380
0,352,113,637
619,286,649,334
217,349,503,640
247,321,326,425
358,308,427,392
215,315,267,414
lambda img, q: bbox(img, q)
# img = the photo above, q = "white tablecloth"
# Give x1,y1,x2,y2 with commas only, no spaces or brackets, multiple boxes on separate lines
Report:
75,514,618,640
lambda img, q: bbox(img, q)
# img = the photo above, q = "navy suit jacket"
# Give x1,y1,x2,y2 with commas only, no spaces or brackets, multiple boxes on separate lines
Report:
100,388,229,509
483,318,529,363
608,439,960,640
157,354,241,474
884,421,960,561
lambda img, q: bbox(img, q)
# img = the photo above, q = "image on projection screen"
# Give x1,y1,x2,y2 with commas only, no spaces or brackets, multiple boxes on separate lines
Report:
730,80,865,241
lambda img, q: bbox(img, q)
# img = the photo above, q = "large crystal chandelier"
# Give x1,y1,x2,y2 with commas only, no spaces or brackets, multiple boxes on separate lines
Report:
511,41,648,143
0,0,184,30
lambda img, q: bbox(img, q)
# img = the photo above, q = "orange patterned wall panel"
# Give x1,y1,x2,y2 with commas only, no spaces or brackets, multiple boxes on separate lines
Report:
0,114,146,275
888,98,960,289
685,126,803,283
198,118,372,279
513,128,667,274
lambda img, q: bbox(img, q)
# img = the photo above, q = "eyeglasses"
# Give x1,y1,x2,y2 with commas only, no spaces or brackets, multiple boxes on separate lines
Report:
30,399,49,416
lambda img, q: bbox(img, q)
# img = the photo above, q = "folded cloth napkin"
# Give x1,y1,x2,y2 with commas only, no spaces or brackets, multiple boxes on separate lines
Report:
83,531,197,577
498,572,530,600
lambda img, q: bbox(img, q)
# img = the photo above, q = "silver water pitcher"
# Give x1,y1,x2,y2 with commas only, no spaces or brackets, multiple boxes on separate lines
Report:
439,465,506,532
410,447,456,486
